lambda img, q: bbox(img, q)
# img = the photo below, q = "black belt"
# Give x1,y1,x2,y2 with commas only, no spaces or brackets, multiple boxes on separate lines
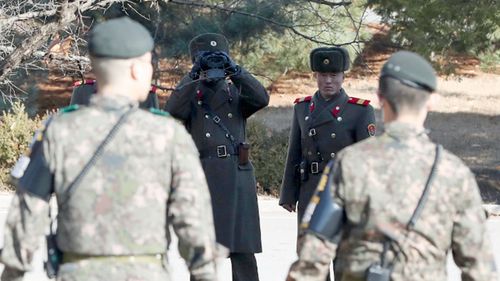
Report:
199,144,238,159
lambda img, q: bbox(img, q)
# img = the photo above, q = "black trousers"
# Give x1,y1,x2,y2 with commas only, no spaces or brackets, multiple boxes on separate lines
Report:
230,253,259,281
190,253,259,281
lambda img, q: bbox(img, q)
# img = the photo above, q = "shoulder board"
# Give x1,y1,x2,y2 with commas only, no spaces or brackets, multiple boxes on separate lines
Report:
149,108,170,117
73,79,96,87
348,97,370,106
294,96,312,104
59,104,80,114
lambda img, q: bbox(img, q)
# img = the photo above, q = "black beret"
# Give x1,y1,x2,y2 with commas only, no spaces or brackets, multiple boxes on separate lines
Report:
380,51,437,92
189,33,230,62
88,17,154,59
310,47,350,73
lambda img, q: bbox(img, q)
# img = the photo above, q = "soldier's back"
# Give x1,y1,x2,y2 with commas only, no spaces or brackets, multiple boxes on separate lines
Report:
46,95,213,280
332,122,495,281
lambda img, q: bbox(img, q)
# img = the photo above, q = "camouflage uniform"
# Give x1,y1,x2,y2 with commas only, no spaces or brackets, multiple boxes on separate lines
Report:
0,95,219,281
287,122,498,281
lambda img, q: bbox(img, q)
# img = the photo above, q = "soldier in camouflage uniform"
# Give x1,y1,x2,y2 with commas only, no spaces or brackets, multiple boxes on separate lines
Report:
286,51,498,281
165,33,269,281
280,47,376,222
0,17,220,281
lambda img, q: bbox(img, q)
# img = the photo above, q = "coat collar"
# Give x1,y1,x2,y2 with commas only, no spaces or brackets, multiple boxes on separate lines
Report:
308,89,348,127
197,79,232,110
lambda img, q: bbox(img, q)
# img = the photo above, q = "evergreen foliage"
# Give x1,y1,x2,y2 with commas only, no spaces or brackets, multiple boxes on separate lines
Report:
368,0,500,71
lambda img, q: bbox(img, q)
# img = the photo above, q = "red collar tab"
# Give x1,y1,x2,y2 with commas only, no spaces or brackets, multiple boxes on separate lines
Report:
150,85,158,93
348,97,371,106
196,89,203,101
309,101,315,112
331,105,341,117
73,79,95,87
294,95,312,104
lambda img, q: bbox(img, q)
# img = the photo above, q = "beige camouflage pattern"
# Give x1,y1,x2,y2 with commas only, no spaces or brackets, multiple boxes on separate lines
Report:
0,95,219,281
287,122,498,281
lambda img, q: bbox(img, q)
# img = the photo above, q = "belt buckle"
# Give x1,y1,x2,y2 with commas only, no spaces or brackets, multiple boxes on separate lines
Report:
213,116,221,124
217,145,228,158
311,162,319,174
308,128,316,137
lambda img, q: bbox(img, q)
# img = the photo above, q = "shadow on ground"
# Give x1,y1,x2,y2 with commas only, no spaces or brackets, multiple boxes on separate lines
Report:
253,107,500,204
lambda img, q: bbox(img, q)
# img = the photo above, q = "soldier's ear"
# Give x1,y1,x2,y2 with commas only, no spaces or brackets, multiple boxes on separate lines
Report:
376,89,383,105
427,92,440,111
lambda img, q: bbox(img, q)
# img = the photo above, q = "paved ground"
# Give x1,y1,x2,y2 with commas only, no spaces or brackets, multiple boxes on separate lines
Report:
0,194,498,280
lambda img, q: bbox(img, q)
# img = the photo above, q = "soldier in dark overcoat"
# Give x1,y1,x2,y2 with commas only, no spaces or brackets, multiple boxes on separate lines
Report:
280,47,376,222
164,33,269,281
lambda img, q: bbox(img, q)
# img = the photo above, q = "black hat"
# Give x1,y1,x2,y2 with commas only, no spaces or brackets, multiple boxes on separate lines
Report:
88,17,154,59
189,33,230,62
380,51,437,92
310,47,350,73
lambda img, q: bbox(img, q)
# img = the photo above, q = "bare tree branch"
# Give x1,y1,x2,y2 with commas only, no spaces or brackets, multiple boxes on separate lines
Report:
0,0,118,87
0,9,58,27
306,0,352,7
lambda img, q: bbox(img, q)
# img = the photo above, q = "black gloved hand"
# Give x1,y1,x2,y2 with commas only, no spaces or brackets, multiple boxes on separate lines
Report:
189,52,207,80
217,51,241,76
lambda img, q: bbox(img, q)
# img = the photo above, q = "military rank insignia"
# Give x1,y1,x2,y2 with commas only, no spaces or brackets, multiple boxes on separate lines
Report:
368,123,376,136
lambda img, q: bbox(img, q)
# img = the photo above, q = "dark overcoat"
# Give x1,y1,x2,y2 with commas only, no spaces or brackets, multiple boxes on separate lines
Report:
165,68,269,253
279,89,376,221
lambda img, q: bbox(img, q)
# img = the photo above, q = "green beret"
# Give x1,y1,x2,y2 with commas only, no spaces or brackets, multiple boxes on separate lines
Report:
380,51,437,92
88,17,153,59
189,33,230,62
310,47,350,73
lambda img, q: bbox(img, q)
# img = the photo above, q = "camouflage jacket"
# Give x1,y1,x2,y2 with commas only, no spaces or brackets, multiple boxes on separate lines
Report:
0,95,219,281
287,122,497,281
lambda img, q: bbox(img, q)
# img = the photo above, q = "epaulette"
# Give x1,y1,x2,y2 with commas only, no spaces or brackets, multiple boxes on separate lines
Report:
294,96,312,104
348,97,370,106
149,108,170,117
73,79,96,87
59,104,80,114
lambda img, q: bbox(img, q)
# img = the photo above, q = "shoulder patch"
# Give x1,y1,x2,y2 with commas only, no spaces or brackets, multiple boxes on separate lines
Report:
367,123,376,136
59,104,80,114
149,108,170,117
294,96,312,104
348,97,370,106
73,79,96,87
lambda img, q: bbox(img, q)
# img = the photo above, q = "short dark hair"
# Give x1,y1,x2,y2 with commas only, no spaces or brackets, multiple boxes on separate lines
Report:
379,76,431,115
